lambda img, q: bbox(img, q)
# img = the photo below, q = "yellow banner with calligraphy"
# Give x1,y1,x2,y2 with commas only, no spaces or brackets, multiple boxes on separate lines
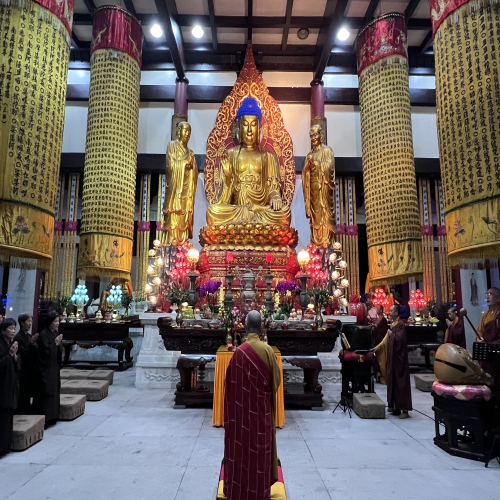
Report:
357,15,422,285
77,233,132,281
434,1,500,267
0,2,71,268
77,5,142,281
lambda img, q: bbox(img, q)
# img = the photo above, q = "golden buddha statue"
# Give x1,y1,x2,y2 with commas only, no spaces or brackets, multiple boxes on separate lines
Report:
99,278,133,312
162,121,198,246
302,124,336,248
206,98,291,227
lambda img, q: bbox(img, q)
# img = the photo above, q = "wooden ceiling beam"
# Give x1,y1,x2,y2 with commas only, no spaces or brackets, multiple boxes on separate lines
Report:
418,30,433,53
154,0,187,81
82,0,96,15
281,0,294,52
362,0,380,24
405,0,421,22
313,0,350,83
247,0,253,42
207,0,218,50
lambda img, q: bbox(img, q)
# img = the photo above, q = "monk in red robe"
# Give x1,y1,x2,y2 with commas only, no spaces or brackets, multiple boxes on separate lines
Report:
374,304,412,419
372,306,388,383
477,287,500,427
224,310,281,500
444,307,466,349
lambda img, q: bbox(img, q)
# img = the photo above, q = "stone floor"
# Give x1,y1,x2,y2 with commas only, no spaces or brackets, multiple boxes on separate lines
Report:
1,369,498,500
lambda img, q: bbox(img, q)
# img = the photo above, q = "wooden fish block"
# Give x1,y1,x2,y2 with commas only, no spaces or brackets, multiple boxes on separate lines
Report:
353,393,385,419
11,415,45,451
59,394,86,421
61,379,109,401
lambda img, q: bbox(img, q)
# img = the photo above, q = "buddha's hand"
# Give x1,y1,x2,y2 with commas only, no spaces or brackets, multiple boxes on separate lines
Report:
270,197,283,211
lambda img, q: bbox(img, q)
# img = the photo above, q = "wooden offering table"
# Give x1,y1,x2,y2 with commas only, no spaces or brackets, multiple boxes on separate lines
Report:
212,346,285,427
157,317,341,410
60,318,140,371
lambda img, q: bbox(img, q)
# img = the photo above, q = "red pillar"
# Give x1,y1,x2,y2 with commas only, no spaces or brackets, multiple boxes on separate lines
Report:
310,81,325,119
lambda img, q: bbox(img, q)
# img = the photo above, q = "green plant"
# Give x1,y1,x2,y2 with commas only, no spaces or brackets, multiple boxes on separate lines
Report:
310,287,330,308
121,294,133,311
167,281,189,305
55,296,72,315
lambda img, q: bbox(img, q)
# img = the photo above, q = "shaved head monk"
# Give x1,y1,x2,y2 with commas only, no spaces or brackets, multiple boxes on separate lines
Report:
223,310,281,500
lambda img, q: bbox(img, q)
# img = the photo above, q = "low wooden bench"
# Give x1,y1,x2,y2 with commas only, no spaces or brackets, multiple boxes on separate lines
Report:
414,373,436,392
59,394,86,421
61,380,109,401
353,393,385,419
11,415,45,451
60,368,114,385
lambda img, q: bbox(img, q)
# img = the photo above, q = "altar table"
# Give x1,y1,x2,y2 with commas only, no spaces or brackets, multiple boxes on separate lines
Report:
212,345,285,428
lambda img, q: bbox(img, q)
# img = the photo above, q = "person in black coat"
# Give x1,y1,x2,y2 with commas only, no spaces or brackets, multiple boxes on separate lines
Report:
0,318,21,455
34,312,63,427
14,314,39,414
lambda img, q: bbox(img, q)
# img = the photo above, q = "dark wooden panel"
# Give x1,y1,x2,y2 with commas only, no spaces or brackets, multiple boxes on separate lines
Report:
66,85,436,106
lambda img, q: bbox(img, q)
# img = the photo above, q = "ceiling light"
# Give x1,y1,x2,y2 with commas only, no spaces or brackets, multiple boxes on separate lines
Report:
192,25,204,39
150,24,163,38
297,28,309,40
337,27,350,42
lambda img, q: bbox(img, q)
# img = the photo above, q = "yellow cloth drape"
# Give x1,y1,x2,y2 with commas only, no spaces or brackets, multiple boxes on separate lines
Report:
212,345,285,428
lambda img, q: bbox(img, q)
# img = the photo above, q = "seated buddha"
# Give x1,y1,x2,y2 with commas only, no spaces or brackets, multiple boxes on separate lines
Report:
206,97,291,227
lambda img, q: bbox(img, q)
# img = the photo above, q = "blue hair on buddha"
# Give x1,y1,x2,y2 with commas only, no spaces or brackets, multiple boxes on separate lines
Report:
236,97,262,123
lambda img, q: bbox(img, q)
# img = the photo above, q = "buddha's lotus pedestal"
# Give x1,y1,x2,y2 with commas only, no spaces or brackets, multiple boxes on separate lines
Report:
198,246,300,285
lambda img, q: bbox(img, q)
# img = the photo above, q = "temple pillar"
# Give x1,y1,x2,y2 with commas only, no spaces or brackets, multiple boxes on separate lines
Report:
172,78,189,140
77,5,142,283
356,13,422,286
0,1,73,271
310,80,327,142
431,0,500,267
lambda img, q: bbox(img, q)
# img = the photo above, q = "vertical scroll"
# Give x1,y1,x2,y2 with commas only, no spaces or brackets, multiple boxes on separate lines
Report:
356,13,422,285
134,174,151,301
61,174,79,297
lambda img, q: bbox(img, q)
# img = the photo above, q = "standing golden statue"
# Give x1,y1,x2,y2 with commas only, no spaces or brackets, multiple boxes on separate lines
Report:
206,98,291,226
162,121,198,246
302,124,336,248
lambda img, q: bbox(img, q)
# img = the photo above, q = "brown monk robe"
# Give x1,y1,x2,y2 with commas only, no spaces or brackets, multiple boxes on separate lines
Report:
477,287,500,427
374,304,412,419
14,314,40,414
0,319,20,455
444,307,466,349
34,312,63,426
372,306,388,383
224,310,281,500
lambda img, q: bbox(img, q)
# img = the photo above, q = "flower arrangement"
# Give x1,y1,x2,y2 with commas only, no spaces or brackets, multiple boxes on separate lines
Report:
199,280,222,312
71,285,90,321
166,281,190,305
310,287,330,309
106,285,123,315
273,281,299,319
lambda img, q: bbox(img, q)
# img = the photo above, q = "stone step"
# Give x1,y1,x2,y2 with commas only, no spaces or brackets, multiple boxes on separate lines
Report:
414,373,436,392
59,394,86,421
60,368,114,385
353,393,385,419
11,415,45,451
61,380,110,401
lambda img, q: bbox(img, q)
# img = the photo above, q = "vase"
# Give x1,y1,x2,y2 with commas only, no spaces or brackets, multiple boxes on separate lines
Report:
351,303,367,325
176,309,184,326
315,311,324,328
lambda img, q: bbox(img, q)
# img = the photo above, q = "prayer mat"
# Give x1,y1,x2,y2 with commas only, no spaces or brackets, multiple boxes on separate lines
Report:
216,458,287,500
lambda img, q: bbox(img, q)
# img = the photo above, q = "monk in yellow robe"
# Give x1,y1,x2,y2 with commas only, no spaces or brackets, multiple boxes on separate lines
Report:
207,97,290,226
162,121,198,246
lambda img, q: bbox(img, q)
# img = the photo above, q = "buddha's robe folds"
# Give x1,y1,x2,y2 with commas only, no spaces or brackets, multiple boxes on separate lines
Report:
375,320,412,412
224,333,281,500
302,144,336,247
207,146,291,226
162,140,198,245
444,317,466,349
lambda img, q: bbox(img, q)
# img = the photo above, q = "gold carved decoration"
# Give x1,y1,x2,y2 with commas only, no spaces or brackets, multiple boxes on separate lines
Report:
204,42,295,208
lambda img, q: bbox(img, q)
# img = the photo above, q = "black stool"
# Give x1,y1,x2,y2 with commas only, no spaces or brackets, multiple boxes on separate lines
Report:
432,391,495,461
